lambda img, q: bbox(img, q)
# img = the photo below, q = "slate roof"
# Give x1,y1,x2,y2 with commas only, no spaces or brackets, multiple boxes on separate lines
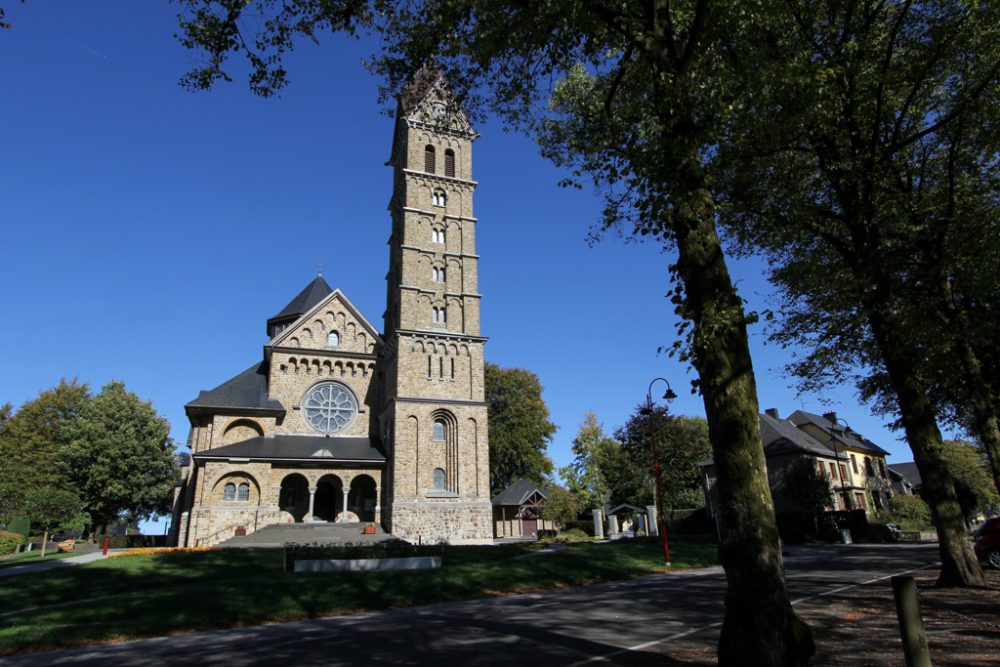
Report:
760,412,833,457
193,435,386,463
889,462,923,488
269,275,333,324
492,479,547,506
788,410,891,456
185,362,284,414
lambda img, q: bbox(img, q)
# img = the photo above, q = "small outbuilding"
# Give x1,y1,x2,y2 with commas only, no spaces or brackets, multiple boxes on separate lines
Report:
491,479,555,538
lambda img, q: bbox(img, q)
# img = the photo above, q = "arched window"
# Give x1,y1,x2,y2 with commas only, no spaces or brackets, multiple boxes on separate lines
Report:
223,483,236,501
433,468,446,489
431,227,446,244
432,306,446,324
433,419,446,441
327,331,340,347
433,266,445,282
432,189,447,207
424,145,436,173
444,149,455,177
237,483,250,502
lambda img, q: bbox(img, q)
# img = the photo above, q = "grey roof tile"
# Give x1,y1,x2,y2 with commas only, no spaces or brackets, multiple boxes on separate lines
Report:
270,276,333,322
491,479,546,506
186,362,284,413
788,410,891,456
193,434,386,463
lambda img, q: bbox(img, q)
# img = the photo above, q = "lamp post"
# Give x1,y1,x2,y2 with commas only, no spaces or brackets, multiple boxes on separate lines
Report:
827,416,853,510
640,377,677,566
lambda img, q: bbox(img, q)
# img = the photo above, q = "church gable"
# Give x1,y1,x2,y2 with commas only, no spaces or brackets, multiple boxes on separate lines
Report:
269,289,382,355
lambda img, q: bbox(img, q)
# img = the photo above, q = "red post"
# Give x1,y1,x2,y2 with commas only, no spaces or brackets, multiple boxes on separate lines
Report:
651,437,671,565
102,538,109,556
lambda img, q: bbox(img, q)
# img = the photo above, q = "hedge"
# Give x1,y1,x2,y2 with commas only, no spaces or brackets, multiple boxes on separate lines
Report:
0,530,26,556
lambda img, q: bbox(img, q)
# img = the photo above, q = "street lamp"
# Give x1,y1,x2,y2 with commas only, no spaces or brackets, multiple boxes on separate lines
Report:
640,377,676,566
827,417,853,510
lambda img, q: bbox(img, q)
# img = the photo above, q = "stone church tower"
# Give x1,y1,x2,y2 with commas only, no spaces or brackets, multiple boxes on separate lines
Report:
379,69,493,543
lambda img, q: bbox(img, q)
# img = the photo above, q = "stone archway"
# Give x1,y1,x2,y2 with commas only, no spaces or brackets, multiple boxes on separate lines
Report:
349,475,377,522
278,473,310,523
313,474,343,522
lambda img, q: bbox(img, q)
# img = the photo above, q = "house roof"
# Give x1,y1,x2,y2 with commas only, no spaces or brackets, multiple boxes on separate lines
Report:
185,362,285,415
492,479,547,507
192,434,386,464
788,410,891,456
889,462,923,487
268,275,334,325
760,412,833,457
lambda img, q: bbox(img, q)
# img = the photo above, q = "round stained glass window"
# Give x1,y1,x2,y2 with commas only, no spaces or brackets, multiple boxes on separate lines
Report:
302,382,358,434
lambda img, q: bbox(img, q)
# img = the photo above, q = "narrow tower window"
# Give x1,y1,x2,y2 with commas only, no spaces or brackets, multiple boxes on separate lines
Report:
432,306,446,324
327,331,340,347
424,145,436,173
223,483,236,501
432,190,447,207
431,227,446,244
237,483,250,502
444,149,455,177
433,419,446,441
433,468,446,489
433,266,445,282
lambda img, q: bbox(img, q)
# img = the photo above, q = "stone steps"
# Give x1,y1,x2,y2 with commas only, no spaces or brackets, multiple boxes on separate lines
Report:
218,522,395,548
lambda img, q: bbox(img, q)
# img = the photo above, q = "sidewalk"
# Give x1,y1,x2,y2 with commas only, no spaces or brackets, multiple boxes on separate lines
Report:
0,551,118,578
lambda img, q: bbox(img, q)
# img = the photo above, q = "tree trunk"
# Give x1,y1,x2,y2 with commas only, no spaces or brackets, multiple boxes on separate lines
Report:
671,157,814,666
867,307,985,587
955,339,1000,497
40,529,48,559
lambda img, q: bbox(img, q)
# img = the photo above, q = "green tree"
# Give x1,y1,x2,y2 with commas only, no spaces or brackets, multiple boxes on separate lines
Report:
560,412,615,510
62,381,178,532
484,364,556,495
540,485,582,530
942,441,1000,521
615,406,711,513
716,0,996,587
774,459,834,522
0,483,25,525
889,494,933,533
174,2,815,662
0,379,91,491
24,487,87,558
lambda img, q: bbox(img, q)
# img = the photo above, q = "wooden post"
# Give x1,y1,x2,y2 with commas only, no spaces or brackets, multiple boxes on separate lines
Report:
892,576,932,667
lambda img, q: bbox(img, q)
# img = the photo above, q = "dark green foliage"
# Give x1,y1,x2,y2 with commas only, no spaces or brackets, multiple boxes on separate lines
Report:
614,406,711,511
24,487,87,536
941,441,1000,520
484,364,556,495
62,381,179,529
0,484,25,524
560,411,616,510
774,458,834,515
7,516,29,538
889,495,933,532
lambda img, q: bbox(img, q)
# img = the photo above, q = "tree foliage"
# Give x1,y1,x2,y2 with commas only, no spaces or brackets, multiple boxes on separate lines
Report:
539,485,582,530
24,486,88,558
62,381,179,530
560,411,616,510
484,363,556,496
889,494,933,532
941,440,1000,521
0,379,91,491
615,406,711,512
773,458,834,516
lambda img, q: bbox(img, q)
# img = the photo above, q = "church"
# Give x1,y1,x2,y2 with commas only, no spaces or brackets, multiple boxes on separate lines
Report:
170,70,494,546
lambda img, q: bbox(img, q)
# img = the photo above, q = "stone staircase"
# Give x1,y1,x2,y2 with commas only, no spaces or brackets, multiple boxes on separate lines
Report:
217,522,395,548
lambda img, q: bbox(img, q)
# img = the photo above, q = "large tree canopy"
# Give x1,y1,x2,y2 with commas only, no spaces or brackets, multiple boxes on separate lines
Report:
62,381,179,531
484,363,556,495
716,0,998,587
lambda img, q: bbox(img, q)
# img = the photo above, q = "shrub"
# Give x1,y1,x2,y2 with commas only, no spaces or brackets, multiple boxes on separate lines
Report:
888,495,933,532
8,516,30,537
0,530,26,555
553,528,590,543
536,529,558,541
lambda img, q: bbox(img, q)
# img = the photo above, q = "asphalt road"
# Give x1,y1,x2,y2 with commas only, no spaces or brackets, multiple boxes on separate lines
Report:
0,543,940,666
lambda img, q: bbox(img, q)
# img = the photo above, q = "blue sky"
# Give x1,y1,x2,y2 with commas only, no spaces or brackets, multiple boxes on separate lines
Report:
2,3,939,529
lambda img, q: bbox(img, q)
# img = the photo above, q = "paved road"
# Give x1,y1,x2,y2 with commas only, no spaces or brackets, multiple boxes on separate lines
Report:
0,543,939,666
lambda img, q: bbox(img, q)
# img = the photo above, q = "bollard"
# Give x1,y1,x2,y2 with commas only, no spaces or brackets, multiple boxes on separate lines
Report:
102,538,109,556
891,576,931,667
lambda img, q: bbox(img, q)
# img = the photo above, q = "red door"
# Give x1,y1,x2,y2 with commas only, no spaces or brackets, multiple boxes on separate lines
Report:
521,517,538,537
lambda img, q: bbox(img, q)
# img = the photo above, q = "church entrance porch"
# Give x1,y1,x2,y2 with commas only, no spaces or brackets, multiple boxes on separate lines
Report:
348,474,377,522
313,474,344,522
279,473,310,522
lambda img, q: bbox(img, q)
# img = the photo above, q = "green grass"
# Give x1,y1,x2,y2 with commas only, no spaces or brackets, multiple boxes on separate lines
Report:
0,551,81,568
0,537,717,655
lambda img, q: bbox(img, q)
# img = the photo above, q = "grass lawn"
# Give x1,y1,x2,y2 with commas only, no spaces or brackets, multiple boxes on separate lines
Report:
0,536,716,655
0,551,81,569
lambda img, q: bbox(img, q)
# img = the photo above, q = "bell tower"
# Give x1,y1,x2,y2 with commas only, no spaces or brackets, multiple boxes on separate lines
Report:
380,68,493,544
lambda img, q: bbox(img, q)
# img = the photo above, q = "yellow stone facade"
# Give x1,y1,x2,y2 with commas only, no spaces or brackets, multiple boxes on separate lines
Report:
171,73,493,546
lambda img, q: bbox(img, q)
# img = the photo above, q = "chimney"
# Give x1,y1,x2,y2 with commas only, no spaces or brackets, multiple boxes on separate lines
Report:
823,411,838,424
765,408,779,419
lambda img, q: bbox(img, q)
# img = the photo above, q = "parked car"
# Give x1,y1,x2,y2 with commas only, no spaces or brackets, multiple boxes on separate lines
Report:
973,517,1000,569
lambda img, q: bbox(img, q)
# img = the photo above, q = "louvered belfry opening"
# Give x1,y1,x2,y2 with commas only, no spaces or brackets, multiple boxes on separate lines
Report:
424,145,435,173
444,149,455,177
